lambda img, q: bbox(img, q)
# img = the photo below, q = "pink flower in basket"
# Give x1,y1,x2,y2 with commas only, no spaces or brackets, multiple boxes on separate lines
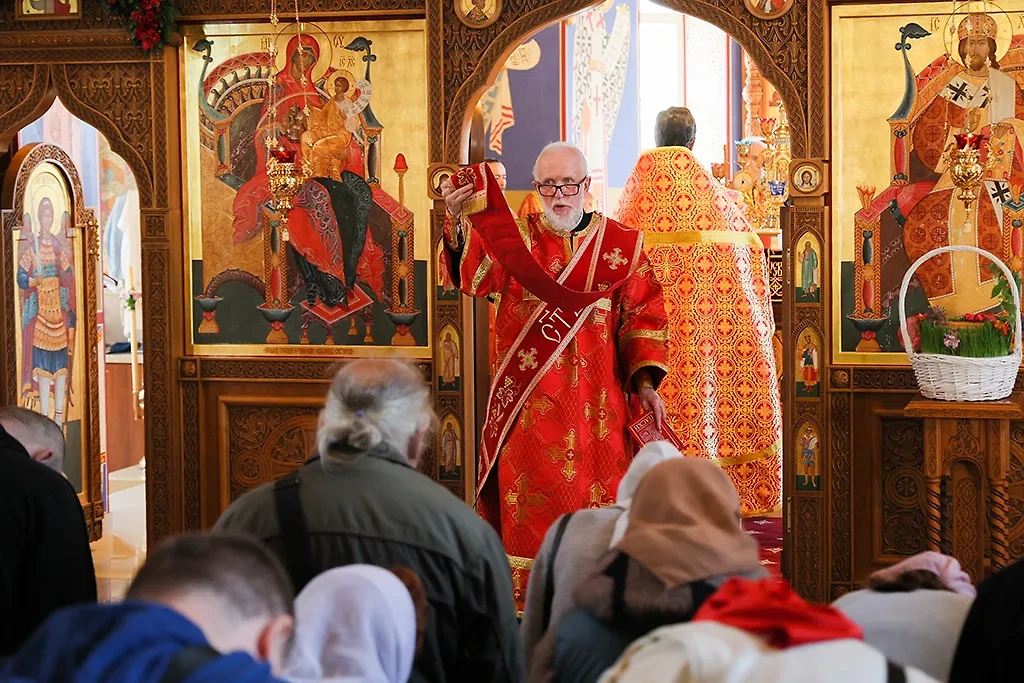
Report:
943,330,960,350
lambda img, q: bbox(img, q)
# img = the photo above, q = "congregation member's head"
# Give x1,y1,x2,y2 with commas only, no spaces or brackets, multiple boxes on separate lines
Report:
832,551,974,681
609,440,685,545
655,107,697,150
868,551,975,596
0,406,65,473
316,358,436,469
127,532,295,673
215,357,524,683
613,456,762,590
533,141,591,232
485,157,508,191
285,565,418,683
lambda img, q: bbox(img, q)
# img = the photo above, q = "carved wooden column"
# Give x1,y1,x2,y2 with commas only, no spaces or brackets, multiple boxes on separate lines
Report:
742,52,765,139
905,394,1023,581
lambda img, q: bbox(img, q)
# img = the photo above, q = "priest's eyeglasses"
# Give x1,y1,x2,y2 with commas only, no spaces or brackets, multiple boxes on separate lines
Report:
534,178,588,197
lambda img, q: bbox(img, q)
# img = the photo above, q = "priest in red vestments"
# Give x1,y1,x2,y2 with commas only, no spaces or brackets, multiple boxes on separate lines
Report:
615,108,782,517
439,143,669,609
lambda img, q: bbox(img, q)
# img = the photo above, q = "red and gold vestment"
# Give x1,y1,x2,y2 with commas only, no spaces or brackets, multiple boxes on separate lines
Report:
615,146,782,516
439,170,668,608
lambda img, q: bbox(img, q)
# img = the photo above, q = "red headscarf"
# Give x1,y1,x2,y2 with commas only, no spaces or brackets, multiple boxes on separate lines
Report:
285,33,321,81
693,577,863,649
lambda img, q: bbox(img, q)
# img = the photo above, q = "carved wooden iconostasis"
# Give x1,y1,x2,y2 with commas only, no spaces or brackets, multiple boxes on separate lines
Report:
7,0,1023,603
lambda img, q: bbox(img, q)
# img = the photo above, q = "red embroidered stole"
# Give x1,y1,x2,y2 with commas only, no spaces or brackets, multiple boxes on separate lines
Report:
475,214,644,495
463,163,632,310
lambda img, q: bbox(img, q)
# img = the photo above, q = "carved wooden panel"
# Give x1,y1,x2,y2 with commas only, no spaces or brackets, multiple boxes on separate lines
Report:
852,394,921,580
830,391,852,584
1008,424,1024,559
181,375,202,531
226,403,320,502
793,497,823,599
950,460,985,583
853,368,918,391
143,244,173,540
0,3,120,32
189,361,438,526
879,419,927,557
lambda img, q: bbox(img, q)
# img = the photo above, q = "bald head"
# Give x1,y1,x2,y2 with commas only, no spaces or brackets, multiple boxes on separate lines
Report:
655,107,697,150
0,406,65,473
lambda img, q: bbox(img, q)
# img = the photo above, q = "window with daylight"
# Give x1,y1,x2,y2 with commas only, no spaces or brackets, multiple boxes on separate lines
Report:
637,0,744,169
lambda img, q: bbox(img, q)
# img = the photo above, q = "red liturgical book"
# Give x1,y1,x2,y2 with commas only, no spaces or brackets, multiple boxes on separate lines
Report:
628,411,684,450
448,164,488,216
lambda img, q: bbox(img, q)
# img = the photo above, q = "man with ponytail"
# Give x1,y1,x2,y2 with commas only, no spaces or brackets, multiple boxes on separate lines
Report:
216,359,525,683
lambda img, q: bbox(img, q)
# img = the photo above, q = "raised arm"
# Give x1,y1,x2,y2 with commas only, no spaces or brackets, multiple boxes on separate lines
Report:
437,180,508,298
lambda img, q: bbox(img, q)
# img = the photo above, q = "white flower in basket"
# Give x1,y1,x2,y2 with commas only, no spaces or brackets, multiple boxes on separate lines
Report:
899,245,1022,402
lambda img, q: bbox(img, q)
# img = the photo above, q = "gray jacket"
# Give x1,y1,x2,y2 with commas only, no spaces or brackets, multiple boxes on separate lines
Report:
216,452,525,683
520,507,625,670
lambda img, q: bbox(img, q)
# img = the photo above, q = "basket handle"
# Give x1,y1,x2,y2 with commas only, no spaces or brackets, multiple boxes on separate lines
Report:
898,245,1022,359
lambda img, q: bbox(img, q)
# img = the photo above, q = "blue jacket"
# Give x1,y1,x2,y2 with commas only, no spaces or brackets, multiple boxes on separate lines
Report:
0,601,286,683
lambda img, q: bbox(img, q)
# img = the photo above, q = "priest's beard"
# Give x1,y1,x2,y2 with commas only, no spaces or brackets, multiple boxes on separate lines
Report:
544,204,584,233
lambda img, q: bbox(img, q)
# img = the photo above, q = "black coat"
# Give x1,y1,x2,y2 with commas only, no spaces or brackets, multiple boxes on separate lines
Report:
0,424,97,655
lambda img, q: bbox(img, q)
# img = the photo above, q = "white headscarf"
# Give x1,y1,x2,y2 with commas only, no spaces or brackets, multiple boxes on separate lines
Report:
609,440,684,546
285,565,417,683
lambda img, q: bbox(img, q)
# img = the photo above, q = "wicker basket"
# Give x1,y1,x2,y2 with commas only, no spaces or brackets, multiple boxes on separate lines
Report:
899,245,1022,402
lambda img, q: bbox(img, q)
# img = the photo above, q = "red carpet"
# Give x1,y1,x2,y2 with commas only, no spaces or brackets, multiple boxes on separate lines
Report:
743,516,782,576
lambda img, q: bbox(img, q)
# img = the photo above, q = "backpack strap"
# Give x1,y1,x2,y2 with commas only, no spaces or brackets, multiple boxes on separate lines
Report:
607,551,631,622
159,645,220,683
885,659,907,683
274,469,315,593
541,512,574,632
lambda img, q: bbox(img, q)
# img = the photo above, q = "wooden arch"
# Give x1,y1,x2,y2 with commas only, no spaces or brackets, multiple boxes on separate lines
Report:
0,65,157,207
427,0,831,601
0,142,104,540
439,0,815,162
0,37,179,545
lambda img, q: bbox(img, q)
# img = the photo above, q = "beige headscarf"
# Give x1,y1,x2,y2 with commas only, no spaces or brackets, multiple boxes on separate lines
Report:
615,457,762,586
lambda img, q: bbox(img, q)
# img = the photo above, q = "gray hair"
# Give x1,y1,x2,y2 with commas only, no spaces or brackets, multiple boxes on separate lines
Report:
317,359,436,463
0,406,65,473
655,107,697,149
533,141,590,181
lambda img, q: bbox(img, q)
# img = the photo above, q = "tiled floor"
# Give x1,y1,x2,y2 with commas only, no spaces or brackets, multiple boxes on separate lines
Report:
90,465,147,602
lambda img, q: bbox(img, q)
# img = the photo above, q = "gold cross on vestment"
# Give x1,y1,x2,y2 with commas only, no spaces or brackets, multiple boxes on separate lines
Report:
514,295,539,319
603,248,627,271
511,568,525,602
517,347,538,371
504,473,547,525
520,395,555,431
554,341,588,387
546,429,579,482
588,480,613,508
583,388,615,441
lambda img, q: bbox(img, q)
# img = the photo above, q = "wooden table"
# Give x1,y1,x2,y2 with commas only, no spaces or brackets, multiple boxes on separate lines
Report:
905,393,1023,581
